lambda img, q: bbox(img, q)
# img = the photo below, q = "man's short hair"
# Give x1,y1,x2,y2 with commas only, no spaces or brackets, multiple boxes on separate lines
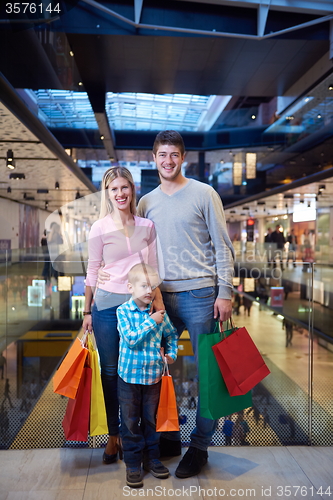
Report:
153,130,185,156
128,263,160,284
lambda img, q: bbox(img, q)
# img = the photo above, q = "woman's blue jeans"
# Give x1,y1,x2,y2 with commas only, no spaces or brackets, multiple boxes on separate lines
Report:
118,377,161,467
92,290,130,436
162,286,218,451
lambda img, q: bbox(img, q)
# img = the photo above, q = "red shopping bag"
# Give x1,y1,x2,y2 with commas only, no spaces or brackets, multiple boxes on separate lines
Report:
62,365,92,441
212,321,270,396
53,337,88,399
156,361,180,432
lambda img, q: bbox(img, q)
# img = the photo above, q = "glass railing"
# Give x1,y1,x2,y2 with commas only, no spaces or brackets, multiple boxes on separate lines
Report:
0,252,332,450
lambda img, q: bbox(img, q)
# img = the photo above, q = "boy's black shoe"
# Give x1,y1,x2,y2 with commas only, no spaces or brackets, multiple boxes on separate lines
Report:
143,459,169,479
159,436,182,457
126,467,143,488
175,447,208,478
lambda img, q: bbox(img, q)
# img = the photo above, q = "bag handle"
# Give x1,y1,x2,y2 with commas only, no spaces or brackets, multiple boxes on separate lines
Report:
217,317,237,340
162,356,170,376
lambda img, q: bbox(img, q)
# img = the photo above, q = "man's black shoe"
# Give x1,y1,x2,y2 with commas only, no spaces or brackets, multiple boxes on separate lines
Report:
159,436,182,458
175,447,208,478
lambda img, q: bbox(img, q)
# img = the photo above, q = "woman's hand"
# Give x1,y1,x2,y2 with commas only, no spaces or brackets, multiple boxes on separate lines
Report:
82,314,93,333
97,261,110,285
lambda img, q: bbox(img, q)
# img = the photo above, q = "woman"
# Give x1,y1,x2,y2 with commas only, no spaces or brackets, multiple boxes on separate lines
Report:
82,166,161,464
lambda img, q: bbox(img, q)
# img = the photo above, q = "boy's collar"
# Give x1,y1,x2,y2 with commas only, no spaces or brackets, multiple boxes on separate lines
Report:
128,296,151,312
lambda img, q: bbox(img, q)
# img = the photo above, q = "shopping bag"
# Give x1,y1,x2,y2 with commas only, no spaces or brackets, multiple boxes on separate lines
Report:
62,365,92,441
87,336,108,436
156,361,180,432
53,336,88,399
198,323,252,420
212,321,270,396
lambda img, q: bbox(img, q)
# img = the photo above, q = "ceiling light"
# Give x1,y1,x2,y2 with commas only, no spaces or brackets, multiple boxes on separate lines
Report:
6,149,15,169
69,50,74,57
328,85,333,91
251,115,256,120
319,184,325,192
55,182,60,189
78,82,83,86
100,135,105,140
9,173,25,180
317,114,321,119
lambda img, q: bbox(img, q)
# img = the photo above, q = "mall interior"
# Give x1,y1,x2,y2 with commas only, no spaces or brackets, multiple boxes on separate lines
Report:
0,0,333,497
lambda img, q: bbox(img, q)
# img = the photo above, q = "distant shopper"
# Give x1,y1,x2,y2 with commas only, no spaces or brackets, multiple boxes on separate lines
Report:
286,229,297,267
271,225,285,270
264,228,273,266
222,416,234,446
0,352,6,379
242,295,252,317
283,318,293,347
2,379,14,409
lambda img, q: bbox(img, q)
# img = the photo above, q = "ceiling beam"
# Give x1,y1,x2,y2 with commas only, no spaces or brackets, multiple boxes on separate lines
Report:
81,0,333,40
134,0,144,24
177,0,333,15
257,2,270,37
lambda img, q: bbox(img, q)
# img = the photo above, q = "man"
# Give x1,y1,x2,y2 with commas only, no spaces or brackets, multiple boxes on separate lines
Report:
271,224,285,270
137,130,235,478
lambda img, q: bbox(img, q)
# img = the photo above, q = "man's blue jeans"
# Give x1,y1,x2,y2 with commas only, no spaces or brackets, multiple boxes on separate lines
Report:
162,287,218,451
118,377,161,467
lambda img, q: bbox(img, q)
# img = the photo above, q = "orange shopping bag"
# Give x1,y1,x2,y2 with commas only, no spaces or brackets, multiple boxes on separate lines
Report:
156,360,180,432
53,335,88,399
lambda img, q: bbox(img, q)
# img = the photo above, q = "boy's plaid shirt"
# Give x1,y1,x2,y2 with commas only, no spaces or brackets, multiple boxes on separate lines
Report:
116,297,178,385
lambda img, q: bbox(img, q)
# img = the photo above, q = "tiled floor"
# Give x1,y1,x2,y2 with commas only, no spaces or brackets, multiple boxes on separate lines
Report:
0,446,332,500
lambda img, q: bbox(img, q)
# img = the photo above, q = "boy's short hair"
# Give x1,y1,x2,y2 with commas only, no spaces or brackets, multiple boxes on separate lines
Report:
153,130,185,156
128,263,160,284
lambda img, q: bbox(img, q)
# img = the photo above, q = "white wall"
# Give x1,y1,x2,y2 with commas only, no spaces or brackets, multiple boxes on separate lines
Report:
0,197,20,249
0,197,50,250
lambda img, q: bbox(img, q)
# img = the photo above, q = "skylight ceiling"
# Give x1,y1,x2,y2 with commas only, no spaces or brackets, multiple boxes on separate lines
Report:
33,90,98,129
106,93,231,132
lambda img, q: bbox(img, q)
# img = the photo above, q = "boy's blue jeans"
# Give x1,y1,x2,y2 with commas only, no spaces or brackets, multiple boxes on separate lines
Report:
118,376,162,467
162,286,218,451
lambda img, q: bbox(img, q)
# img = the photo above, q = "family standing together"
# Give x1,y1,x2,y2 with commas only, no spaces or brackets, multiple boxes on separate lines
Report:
82,130,235,488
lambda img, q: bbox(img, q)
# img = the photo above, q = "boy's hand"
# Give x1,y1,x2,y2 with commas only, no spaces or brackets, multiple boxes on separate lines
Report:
151,310,165,324
160,348,175,365
165,354,175,365
97,262,110,285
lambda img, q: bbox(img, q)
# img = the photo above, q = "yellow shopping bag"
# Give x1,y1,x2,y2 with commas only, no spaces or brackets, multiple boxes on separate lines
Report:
87,336,108,436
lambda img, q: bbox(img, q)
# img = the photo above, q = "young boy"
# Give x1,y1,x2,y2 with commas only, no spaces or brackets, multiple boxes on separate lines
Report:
116,263,178,489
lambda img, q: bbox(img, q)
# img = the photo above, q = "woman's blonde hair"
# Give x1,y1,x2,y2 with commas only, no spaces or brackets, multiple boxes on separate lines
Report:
99,166,136,218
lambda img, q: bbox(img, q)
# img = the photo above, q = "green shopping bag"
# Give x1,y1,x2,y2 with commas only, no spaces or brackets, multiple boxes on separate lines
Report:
198,322,252,419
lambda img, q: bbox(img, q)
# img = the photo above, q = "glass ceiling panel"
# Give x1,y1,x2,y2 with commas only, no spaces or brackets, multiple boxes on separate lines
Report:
33,90,99,129
106,92,215,131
